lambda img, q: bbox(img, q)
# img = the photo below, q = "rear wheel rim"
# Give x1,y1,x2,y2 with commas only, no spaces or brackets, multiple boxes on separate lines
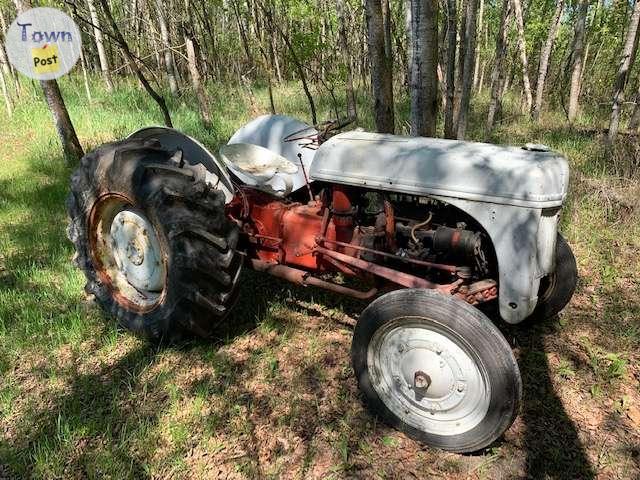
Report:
367,316,491,436
90,194,167,312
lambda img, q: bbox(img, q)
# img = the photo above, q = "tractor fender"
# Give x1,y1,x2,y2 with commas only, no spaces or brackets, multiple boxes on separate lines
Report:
127,126,235,203
430,196,560,324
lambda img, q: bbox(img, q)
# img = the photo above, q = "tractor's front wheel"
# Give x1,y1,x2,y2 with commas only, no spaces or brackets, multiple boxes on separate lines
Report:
352,289,522,453
66,139,242,341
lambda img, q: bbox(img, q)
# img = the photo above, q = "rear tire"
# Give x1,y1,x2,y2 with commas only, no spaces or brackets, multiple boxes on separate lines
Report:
352,289,521,453
66,138,242,341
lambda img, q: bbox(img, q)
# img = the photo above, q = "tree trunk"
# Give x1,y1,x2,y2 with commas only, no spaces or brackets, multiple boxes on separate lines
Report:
80,48,92,102
532,0,564,121
366,0,395,133
155,0,178,94
337,0,357,120
511,0,532,113
408,0,438,137
568,0,589,123
607,0,640,145
41,80,85,163
443,0,457,138
473,0,484,90
486,0,510,137
0,68,12,116
185,35,212,127
628,86,640,132
12,0,84,164
456,0,478,139
87,0,114,91
99,0,173,127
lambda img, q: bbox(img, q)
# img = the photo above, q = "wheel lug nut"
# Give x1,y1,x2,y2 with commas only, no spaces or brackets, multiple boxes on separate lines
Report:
457,383,465,392
398,344,405,353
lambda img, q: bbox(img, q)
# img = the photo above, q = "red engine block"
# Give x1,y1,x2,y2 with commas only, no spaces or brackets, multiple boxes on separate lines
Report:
228,187,355,270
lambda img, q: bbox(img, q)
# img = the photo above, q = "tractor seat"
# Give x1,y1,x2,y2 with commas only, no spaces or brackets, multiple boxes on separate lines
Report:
219,143,299,197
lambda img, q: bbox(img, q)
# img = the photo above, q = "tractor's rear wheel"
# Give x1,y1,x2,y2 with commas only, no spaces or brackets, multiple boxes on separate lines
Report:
66,138,242,341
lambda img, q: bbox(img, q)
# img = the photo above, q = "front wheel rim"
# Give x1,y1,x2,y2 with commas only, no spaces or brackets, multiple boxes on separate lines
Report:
367,316,491,436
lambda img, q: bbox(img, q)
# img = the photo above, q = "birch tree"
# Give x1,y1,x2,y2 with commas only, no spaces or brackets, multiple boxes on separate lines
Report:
86,0,113,91
366,0,395,132
568,0,589,123
155,0,178,94
606,0,640,146
511,0,532,113
532,0,564,121
443,0,457,138
456,0,478,139
408,0,438,136
337,0,357,120
486,0,510,137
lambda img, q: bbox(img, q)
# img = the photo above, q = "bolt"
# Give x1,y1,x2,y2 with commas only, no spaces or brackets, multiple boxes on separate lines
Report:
457,382,465,393
398,344,405,353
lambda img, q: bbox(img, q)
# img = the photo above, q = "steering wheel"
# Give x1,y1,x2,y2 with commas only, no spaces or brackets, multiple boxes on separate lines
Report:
283,117,355,144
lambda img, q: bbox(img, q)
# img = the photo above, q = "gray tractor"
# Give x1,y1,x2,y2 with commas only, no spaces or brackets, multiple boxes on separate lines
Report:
67,115,577,452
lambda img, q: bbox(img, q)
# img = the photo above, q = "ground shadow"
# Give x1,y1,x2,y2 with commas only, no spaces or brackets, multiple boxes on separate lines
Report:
515,320,596,479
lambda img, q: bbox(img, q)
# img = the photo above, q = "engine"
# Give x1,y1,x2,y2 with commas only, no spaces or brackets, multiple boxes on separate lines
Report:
227,185,495,291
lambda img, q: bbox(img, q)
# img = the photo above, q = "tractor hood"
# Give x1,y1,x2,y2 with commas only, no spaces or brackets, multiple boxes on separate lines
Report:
310,132,569,208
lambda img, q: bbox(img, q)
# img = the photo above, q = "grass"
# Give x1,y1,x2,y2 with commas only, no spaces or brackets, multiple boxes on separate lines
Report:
1,75,639,478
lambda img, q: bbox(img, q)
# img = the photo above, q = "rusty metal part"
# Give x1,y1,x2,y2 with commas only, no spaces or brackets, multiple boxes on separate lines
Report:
322,254,358,276
250,258,377,300
317,236,460,274
384,199,396,251
297,153,314,203
455,279,498,305
315,246,457,292
414,371,432,391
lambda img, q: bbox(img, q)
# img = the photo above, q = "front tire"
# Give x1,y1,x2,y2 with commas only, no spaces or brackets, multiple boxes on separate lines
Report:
530,234,577,322
66,138,242,341
352,289,521,453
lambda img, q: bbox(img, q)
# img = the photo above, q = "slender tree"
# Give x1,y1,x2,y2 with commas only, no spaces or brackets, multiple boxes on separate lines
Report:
408,0,438,137
155,0,179,94
443,0,457,138
456,0,478,139
86,0,113,91
568,0,589,123
366,0,395,132
486,0,510,137
183,15,212,127
606,0,640,146
511,0,532,113
337,0,357,120
628,86,640,132
533,0,564,121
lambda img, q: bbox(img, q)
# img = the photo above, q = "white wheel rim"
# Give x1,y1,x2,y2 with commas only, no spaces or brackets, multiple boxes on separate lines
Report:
110,210,165,293
367,316,490,436
91,195,167,311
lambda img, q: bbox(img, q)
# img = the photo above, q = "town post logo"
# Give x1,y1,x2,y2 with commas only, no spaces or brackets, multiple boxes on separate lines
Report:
5,7,81,81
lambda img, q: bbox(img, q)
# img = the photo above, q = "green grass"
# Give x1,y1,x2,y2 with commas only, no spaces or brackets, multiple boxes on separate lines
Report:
1,76,639,478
